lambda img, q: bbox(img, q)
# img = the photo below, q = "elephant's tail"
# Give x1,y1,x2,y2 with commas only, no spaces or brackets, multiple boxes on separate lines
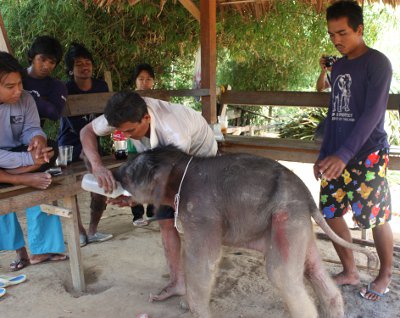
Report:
311,208,378,270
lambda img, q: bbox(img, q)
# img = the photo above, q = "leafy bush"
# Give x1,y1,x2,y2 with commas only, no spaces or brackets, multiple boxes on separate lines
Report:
279,108,327,140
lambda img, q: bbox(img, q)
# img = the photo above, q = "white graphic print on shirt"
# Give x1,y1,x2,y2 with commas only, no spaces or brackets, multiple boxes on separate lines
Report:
332,74,355,122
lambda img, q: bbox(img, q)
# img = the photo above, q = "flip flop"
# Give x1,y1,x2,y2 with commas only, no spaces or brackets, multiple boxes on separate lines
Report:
9,258,30,271
0,274,27,287
0,287,6,298
133,218,149,227
360,283,390,301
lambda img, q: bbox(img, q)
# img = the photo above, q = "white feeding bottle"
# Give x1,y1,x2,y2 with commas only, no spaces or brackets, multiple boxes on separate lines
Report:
81,173,131,198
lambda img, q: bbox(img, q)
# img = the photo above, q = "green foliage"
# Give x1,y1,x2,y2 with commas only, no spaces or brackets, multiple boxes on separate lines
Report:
1,0,398,145
386,111,400,146
217,1,330,92
42,119,59,141
279,108,327,140
1,0,199,89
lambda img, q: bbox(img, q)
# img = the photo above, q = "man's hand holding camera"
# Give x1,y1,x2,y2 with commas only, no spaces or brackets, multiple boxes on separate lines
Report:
319,55,338,72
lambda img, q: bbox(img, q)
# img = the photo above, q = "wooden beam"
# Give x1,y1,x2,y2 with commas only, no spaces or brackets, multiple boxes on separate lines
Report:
40,204,72,218
317,232,400,253
200,0,217,124
219,135,400,170
220,91,400,110
63,90,399,117
178,0,200,22
63,195,86,292
63,89,211,116
0,11,12,53
0,180,82,213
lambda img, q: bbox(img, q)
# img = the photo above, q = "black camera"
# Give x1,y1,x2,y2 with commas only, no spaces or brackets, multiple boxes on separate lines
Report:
324,55,338,67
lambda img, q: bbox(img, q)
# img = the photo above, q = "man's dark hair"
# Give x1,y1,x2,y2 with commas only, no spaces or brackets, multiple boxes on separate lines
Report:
64,42,94,77
105,91,148,127
27,35,63,65
326,0,363,32
0,51,25,82
131,63,155,85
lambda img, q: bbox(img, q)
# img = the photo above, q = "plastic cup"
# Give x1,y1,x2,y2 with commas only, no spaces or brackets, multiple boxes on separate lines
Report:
66,145,74,162
57,146,69,167
218,116,228,135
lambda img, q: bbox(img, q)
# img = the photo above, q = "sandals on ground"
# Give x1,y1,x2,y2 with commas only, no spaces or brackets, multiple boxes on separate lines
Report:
9,258,30,272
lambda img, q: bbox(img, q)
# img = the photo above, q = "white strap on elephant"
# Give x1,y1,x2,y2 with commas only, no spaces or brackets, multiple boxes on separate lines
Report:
174,156,194,234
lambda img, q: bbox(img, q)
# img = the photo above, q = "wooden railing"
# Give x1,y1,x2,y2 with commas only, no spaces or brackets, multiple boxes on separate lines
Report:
64,89,400,169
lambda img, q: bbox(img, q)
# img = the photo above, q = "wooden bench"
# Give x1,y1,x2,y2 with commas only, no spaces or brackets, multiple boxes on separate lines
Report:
0,156,123,293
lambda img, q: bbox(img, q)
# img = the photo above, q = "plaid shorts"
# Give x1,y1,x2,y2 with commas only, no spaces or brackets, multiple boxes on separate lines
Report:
319,149,392,229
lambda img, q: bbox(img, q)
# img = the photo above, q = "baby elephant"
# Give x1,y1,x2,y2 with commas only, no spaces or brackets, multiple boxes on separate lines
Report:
115,146,375,318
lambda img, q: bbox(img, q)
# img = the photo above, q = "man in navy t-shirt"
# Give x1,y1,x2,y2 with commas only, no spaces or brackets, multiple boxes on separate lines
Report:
57,43,112,247
23,36,67,127
314,1,393,301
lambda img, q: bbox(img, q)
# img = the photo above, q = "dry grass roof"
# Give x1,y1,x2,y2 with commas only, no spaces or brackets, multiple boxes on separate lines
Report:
88,0,400,15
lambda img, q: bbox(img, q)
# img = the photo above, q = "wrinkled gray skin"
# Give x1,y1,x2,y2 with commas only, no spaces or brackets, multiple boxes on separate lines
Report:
115,146,376,318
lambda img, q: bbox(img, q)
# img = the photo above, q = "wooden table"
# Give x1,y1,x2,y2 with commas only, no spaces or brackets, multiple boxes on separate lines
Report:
0,156,124,292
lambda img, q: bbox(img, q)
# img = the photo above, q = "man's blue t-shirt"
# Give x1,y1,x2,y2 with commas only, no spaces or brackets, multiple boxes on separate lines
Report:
22,75,67,125
57,79,109,161
319,48,392,164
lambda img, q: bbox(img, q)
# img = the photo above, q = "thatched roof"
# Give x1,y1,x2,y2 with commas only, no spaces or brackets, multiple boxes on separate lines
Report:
88,0,400,15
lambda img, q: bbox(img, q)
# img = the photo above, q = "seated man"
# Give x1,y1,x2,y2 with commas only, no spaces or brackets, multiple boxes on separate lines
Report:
23,35,67,126
0,51,66,271
58,42,112,246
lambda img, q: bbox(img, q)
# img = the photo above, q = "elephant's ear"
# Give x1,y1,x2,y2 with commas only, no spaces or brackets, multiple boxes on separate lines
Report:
151,164,174,209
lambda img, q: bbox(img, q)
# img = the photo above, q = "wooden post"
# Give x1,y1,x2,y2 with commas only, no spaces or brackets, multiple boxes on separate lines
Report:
200,0,217,124
63,195,86,292
0,12,12,53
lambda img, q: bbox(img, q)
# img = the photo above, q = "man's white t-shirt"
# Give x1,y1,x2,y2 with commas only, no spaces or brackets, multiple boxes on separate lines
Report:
91,97,217,157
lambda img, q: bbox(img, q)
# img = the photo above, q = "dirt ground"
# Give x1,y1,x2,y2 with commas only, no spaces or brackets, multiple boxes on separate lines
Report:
0,162,399,318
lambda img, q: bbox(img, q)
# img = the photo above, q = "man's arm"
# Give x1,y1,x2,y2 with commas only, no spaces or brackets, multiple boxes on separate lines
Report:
0,144,53,170
20,92,47,144
0,148,35,169
5,165,42,175
316,71,330,92
80,121,116,192
28,80,67,121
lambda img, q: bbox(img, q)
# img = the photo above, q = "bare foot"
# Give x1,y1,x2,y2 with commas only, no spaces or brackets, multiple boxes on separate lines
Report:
21,173,52,189
148,281,186,302
30,253,67,265
333,271,360,286
360,279,391,301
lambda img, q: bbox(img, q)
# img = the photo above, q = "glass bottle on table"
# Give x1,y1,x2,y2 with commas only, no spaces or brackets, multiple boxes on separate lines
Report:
112,130,128,160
